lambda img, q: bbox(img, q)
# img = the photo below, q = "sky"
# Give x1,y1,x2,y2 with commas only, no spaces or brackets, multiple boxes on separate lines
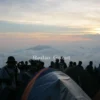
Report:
0,0,100,51
0,0,100,33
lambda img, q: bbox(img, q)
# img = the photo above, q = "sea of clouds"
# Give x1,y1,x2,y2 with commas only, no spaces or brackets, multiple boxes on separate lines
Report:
0,35,100,68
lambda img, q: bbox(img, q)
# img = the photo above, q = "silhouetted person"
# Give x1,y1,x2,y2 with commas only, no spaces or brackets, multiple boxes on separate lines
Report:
97,64,100,84
24,61,29,71
77,61,83,69
59,56,67,71
69,61,73,67
29,59,37,73
98,64,100,78
18,61,26,73
0,56,18,100
29,59,36,67
25,61,28,65
1,55,100,100
20,61,24,66
94,67,98,75
37,61,45,71
93,67,99,83
86,61,94,75
49,61,55,68
20,60,38,85
18,61,28,85
65,60,100,98
73,62,77,67
55,59,60,70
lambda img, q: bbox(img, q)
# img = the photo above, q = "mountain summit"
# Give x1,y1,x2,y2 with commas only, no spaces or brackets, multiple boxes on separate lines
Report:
27,45,52,51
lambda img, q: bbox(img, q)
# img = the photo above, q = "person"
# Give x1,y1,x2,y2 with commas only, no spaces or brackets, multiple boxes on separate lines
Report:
19,61,25,72
86,61,94,75
0,56,18,100
24,61,29,71
49,61,55,68
36,61,45,72
69,61,73,67
25,61,28,66
29,59,37,72
98,64,100,74
77,61,83,69
73,62,77,67
59,56,67,72
65,61,100,99
16,60,40,100
55,59,60,70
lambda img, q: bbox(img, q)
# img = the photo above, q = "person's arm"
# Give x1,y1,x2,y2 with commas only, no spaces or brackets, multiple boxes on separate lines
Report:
0,78,12,85
0,68,12,84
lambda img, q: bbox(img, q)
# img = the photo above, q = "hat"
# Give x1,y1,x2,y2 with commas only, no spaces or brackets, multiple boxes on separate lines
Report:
6,56,17,63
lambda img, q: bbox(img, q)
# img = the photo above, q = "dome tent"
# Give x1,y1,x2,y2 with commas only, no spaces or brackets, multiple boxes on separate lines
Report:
22,68,91,100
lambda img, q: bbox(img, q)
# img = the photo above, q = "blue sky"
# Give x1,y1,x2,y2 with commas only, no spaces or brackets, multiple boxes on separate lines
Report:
0,0,100,34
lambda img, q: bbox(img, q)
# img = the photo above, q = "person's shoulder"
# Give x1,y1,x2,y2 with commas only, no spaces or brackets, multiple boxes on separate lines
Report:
0,66,7,76
86,65,89,67
66,67,74,72
75,66,83,71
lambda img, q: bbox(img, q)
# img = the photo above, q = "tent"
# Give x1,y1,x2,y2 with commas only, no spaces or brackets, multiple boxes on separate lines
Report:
21,68,91,100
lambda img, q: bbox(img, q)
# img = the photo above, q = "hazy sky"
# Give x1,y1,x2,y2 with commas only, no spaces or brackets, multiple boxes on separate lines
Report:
0,0,100,33
0,0,100,51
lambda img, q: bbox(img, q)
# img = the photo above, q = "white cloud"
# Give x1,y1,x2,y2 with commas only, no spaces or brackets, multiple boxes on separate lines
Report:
0,0,100,28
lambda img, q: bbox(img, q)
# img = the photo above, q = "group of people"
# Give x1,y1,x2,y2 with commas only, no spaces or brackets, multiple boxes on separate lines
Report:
0,56,100,100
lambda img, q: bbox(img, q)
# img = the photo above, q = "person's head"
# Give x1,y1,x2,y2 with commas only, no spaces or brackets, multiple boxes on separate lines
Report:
56,59,59,63
69,61,73,66
29,59,36,66
73,62,76,66
60,56,64,63
6,56,17,67
89,61,93,66
40,61,44,67
20,61,24,65
25,61,28,65
78,61,82,66
51,61,54,66
36,61,44,71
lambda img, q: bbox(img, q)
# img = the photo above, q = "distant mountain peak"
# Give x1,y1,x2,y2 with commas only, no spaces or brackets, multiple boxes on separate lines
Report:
27,45,52,51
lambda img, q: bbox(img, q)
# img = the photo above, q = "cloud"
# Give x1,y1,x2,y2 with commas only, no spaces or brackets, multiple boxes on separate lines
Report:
0,20,91,34
0,32,93,52
0,0,100,27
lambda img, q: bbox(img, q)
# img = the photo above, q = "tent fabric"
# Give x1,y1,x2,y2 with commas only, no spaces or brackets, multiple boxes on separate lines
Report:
21,68,56,100
22,68,91,100
21,68,49,100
